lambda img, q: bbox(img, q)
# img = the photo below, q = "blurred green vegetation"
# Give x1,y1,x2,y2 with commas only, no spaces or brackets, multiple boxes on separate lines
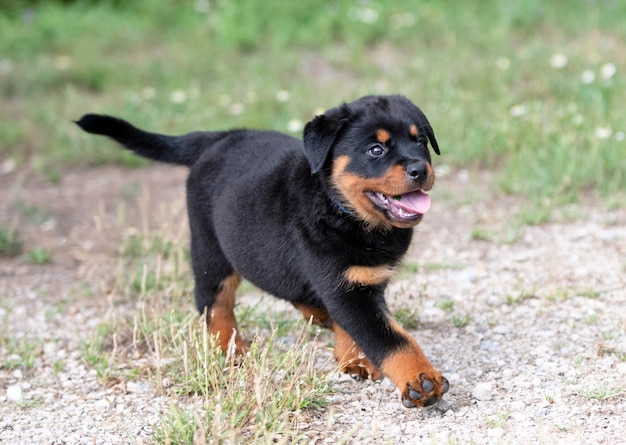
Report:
1,0,625,208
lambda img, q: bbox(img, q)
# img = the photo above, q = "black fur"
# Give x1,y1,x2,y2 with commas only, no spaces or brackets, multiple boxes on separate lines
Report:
76,94,444,399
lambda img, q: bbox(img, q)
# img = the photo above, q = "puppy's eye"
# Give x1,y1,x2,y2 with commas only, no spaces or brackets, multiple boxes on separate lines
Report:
368,144,386,158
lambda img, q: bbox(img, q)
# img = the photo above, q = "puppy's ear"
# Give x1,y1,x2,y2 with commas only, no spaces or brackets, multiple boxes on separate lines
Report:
302,105,348,174
426,127,440,156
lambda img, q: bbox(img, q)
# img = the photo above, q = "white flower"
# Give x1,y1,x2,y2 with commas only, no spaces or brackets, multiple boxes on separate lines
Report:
245,91,257,104
614,131,625,142
229,103,244,115
170,90,187,104
599,63,617,80
276,90,290,102
54,55,72,70
581,70,595,84
509,104,527,117
350,7,379,24
496,57,510,71
0,158,16,175
549,54,568,69
142,87,156,100
595,126,612,139
287,119,303,133
194,0,209,13
572,114,584,126
218,95,232,106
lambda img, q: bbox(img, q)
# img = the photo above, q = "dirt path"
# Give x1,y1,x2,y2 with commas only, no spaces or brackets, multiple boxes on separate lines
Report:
1,165,625,444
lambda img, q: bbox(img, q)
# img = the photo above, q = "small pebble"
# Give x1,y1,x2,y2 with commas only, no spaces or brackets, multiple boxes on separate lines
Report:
536,406,551,417
472,382,493,401
479,341,500,351
6,385,23,403
94,398,111,411
126,381,147,394
436,398,453,413
329,394,345,404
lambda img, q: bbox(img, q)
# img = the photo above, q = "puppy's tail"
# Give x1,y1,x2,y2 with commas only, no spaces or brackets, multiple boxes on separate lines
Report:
75,114,208,167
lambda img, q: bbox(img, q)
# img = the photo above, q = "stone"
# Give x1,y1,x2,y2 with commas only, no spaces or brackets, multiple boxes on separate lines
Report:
471,382,493,401
6,384,23,403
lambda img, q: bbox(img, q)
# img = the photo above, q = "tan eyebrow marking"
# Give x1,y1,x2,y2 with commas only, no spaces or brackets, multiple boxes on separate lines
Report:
409,124,419,138
376,129,390,144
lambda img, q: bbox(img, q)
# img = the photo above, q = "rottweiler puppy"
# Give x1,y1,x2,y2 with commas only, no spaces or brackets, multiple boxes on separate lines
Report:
76,95,449,408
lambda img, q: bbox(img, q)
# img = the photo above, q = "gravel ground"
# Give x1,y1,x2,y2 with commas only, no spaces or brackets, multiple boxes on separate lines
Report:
1,166,625,444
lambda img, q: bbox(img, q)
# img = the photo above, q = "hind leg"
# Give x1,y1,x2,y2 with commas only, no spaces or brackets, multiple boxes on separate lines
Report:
206,272,248,355
189,224,247,355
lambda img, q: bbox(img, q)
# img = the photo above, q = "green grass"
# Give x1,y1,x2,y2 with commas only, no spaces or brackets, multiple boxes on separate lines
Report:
153,321,330,444
484,408,511,428
13,199,50,225
435,299,455,313
505,285,536,305
0,226,22,256
72,209,333,443
81,323,117,383
451,311,472,328
577,382,624,401
394,307,420,329
28,247,53,264
81,297,332,444
1,0,625,211
0,330,42,372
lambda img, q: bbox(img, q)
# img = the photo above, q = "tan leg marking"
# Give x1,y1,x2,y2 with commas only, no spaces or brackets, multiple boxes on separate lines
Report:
379,320,448,407
293,304,332,328
332,323,382,380
208,273,248,355
294,304,381,380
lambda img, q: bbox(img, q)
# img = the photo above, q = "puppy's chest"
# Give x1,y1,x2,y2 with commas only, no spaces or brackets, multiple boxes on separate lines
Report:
337,229,412,266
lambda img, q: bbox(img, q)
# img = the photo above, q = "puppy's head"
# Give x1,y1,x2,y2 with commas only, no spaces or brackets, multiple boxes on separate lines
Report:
303,95,440,229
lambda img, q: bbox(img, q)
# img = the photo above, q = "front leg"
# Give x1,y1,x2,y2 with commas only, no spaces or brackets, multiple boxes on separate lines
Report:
379,320,450,407
294,304,382,380
332,322,383,381
322,271,449,408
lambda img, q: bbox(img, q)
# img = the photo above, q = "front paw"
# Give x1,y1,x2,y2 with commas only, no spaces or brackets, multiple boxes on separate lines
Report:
379,344,450,408
401,373,449,408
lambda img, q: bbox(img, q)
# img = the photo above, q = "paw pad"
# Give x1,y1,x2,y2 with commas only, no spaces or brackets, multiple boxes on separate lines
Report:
402,384,424,408
423,395,438,407
408,388,422,400
403,398,416,408
420,374,434,392
401,375,450,408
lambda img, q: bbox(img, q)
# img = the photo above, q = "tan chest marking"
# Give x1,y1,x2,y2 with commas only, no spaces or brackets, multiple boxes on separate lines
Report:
344,265,395,286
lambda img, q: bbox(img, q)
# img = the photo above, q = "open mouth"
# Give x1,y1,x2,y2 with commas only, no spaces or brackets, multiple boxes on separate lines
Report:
365,189,431,223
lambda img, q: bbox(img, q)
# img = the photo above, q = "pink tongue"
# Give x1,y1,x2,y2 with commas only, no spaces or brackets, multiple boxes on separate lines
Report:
394,190,431,214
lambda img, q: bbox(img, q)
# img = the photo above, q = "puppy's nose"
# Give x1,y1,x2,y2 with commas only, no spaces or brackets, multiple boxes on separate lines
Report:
406,161,428,182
